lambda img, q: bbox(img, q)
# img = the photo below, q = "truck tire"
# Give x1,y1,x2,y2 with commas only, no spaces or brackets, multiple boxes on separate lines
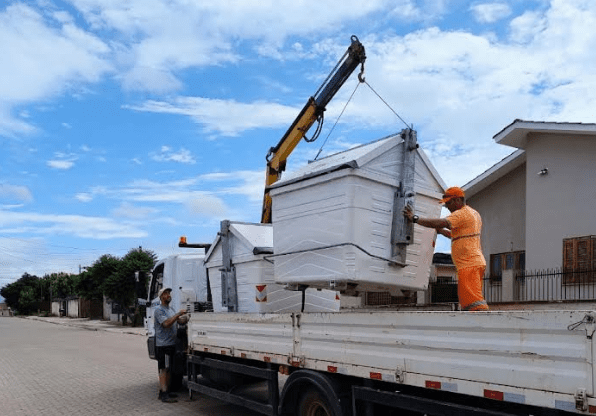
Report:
298,388,337,416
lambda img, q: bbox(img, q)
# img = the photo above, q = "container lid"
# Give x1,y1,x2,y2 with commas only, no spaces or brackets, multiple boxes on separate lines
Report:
269,134,399,190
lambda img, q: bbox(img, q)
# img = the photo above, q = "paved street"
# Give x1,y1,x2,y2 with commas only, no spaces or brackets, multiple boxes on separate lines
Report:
0,317,255,416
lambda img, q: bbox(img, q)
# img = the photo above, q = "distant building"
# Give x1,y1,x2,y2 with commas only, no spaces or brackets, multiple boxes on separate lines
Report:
0,303,13,317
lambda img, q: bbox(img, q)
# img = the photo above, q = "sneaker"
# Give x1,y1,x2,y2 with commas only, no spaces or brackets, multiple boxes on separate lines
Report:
160,393,177,403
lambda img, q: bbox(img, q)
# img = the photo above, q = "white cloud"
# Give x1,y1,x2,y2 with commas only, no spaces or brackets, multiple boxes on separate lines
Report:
126,97,299,137
112,202,158,219
150,146,196,164
470,3,512,23
47,159,75,170
0,209,147,239
63,0,390,92
76,193,93,202
0,3,112,136
0,183,33,203
185,195,228,217
509,11,547,44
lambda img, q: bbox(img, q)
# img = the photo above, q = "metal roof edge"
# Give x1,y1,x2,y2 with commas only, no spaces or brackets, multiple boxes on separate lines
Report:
493,119,596,149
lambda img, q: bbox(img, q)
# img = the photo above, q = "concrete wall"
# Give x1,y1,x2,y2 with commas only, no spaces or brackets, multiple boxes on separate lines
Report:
525,134,596,270
467,163,526,266
67,299,79,318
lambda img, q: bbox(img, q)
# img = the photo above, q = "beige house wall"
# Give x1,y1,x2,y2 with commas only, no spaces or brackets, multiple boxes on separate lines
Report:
525,133,596,270
431,264,457,282
466,163,526,268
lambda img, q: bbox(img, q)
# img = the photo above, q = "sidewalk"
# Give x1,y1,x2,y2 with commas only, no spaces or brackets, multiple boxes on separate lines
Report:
24,315,146,336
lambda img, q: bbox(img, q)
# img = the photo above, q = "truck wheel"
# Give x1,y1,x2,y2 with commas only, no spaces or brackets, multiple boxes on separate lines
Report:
298,388,336,416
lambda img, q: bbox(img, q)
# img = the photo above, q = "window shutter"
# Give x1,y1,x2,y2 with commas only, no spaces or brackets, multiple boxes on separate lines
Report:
577,237,592,271
563,238,575,272
592,236,596,271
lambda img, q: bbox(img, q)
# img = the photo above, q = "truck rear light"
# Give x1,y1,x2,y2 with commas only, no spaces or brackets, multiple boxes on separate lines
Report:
484,389,504,401
425,380,441,389
327,366,338,373
370,372,382,380
263,356,271,362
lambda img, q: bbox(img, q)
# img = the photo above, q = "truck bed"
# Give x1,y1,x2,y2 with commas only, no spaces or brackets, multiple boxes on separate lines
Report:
189,309,596,413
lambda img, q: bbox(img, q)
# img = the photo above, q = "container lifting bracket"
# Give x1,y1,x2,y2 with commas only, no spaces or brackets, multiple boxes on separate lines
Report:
219,220,239,312
568,312,596,339
575,388,587,411
395,367,405,383
391,128,418,264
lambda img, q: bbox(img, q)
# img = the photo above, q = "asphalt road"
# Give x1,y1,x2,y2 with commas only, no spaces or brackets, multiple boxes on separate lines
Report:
0,317,256,415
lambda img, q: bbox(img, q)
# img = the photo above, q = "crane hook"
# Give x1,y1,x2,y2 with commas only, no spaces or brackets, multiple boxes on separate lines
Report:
358,62,366,83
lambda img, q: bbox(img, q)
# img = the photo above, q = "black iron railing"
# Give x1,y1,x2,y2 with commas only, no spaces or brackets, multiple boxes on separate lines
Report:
514,269,596,302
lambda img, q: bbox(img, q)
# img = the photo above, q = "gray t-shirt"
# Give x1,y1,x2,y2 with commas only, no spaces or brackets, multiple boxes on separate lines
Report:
154,304,177,347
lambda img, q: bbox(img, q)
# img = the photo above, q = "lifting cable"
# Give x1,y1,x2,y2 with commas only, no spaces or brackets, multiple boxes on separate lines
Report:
313,78,412,161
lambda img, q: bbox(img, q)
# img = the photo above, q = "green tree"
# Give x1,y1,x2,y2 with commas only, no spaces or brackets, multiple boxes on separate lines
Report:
46,272,78,299
19,286,37,315
103,248,156,326
0,273,41,314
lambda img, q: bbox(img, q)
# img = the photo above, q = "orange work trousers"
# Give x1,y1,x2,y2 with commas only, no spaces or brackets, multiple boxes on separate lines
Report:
458,265,489,311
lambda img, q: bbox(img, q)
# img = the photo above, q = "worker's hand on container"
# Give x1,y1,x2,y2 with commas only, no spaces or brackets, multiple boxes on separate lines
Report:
403,205,414,221
177,309,189,324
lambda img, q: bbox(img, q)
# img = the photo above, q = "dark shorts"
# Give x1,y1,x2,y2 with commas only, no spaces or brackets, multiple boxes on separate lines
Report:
156,345,176,370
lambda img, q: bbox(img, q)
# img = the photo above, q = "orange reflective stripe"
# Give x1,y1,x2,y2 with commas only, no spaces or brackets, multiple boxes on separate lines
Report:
463,300,489,311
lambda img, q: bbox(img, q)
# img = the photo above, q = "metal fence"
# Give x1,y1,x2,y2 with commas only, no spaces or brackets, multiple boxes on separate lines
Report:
429,269,596,305
514,269,596,302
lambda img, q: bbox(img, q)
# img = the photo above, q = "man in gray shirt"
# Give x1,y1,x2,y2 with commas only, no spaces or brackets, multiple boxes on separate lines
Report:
154,287,187,403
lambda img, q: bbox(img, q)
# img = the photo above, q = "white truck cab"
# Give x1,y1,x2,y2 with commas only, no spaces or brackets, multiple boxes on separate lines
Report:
144,254,210,357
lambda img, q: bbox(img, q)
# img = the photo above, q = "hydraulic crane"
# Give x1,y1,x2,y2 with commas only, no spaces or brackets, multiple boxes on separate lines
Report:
260,35,366,223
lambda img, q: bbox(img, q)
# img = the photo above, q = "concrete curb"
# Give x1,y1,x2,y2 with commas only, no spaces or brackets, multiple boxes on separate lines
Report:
23,316,146,336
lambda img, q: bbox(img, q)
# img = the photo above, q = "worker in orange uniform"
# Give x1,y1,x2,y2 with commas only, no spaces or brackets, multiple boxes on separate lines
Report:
403,186,489,311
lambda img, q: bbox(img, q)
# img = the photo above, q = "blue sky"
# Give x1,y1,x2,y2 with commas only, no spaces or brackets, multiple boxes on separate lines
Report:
1,0,595,290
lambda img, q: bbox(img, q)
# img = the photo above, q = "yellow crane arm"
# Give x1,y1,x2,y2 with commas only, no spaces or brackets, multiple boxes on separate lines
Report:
261,36,366,223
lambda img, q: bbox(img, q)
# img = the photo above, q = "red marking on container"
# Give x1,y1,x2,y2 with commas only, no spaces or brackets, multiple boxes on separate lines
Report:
425,381,441,389
327,366,338,373
484,390,504,401
588,405,596,413
264,356,271,363
370,372,382,380
335,294,340,301
256,285,266,292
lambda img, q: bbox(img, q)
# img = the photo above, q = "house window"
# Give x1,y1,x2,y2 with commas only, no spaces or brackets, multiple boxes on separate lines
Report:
563,236,596,284
490,251,525,281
